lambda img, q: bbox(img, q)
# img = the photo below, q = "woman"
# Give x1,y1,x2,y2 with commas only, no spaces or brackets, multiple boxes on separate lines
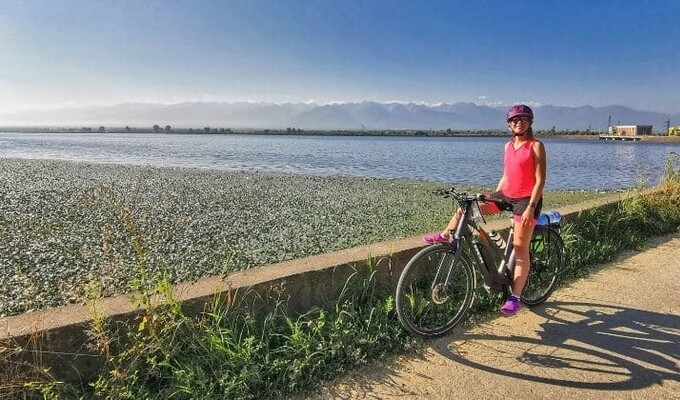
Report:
423,104,546,316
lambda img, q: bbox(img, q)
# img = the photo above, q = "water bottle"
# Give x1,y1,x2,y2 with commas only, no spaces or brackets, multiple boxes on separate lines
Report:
547,210,562,225
488,230,507,250
537,210,561,226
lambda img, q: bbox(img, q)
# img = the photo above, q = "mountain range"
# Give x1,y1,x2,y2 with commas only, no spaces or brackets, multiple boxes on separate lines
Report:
2,102,678,132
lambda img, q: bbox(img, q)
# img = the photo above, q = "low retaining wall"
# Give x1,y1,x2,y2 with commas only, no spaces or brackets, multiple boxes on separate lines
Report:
0,193,626,382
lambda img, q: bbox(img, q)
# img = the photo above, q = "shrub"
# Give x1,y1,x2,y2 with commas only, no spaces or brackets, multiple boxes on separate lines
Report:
84,263,413,399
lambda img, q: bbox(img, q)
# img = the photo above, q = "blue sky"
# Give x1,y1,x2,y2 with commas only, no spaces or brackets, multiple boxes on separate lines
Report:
1,0,679,113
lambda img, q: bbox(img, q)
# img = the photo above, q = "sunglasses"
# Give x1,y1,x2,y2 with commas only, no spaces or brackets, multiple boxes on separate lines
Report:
508,116,531,123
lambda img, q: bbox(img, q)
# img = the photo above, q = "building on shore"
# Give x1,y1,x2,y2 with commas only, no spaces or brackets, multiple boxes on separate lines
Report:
608,125,653,136
669,127,679,136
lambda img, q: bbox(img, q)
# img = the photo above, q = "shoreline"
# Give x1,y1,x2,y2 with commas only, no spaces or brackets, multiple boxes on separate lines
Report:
2,127,679,142
2,127,679,143
545,134,680,143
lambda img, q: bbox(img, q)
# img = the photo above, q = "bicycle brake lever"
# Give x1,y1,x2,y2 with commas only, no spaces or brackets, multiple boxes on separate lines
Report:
433,187,456,197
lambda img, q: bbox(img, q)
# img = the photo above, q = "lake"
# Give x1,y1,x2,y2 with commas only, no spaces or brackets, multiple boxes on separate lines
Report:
1,132,679,190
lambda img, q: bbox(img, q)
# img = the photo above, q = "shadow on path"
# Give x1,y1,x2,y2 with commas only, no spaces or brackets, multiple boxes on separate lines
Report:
434,300,680,391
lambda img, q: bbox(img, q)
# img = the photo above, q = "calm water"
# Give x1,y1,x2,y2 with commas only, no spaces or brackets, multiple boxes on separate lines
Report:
1,132,679,190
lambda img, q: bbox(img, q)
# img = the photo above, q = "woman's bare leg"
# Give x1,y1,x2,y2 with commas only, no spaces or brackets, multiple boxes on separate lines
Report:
442,209,463,238
442,203,500,239
511,220,535,295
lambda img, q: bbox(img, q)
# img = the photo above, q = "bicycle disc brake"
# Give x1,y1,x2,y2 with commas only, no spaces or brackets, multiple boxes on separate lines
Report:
431,283,450,305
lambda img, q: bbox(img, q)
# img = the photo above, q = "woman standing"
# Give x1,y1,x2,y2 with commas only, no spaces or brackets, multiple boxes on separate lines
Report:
423,104,546,316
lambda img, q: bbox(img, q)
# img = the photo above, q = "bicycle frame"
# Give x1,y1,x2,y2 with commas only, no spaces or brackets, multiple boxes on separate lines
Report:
447,198,516,293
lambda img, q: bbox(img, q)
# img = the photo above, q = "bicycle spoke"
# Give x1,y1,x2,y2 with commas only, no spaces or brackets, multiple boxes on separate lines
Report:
522,227,563,305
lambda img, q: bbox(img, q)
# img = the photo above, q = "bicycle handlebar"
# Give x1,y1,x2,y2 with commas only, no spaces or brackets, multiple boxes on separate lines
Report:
433,187,510,209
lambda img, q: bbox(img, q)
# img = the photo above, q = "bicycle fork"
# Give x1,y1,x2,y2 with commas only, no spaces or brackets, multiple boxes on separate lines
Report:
429,239,464,304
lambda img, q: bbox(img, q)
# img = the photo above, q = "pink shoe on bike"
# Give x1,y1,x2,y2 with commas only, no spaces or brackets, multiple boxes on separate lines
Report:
423,232,449,244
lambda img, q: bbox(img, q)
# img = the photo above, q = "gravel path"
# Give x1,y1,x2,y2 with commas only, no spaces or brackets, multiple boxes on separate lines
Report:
310,232,680,399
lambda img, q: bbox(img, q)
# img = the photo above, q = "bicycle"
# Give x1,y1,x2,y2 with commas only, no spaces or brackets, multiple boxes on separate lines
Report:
395,187,564,338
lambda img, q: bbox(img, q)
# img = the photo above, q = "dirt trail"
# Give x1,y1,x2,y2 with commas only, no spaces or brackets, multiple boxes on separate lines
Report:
309,232,680,399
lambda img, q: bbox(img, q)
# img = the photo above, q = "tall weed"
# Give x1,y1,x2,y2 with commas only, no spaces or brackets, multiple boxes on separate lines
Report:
86,263,412,399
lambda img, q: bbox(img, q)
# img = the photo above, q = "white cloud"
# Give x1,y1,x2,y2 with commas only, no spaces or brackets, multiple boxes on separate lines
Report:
512,100,543,107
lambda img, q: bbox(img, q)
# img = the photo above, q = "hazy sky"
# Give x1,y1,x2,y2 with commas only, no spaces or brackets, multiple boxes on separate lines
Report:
1,0,679,113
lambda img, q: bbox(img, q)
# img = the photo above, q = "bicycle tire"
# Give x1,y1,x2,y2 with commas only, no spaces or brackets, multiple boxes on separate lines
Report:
522,226,563,306
395,243,475,338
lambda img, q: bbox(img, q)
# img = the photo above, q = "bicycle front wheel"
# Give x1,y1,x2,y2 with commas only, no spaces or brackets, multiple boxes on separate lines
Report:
395,244,475,338
522,226,563,306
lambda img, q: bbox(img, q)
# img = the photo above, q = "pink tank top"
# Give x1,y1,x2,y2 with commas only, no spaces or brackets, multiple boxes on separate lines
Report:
502,139,536,198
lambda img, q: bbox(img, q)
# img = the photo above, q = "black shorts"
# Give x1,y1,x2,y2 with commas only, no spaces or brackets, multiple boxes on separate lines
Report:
487,191,543,220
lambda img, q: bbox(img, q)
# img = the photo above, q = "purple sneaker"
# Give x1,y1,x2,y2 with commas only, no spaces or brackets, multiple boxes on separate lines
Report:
423,232,449,244
500,296,522,316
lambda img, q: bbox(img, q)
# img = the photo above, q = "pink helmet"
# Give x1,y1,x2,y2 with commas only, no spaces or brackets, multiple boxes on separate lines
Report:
506,104,534,121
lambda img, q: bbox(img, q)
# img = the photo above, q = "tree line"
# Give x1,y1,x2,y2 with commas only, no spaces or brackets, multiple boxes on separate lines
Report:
1,125,599,137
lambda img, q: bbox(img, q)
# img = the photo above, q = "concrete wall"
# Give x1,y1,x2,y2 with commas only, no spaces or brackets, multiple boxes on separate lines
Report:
0,193,626,383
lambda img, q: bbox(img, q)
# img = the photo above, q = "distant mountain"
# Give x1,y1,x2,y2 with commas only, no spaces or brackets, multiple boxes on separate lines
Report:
1,101,678,132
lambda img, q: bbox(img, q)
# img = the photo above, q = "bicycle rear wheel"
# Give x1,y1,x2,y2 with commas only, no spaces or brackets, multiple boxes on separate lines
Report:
395,244,475,338
522,226,563,306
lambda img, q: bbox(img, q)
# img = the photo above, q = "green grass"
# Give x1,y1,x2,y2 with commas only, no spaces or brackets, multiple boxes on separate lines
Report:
3,263,414,399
